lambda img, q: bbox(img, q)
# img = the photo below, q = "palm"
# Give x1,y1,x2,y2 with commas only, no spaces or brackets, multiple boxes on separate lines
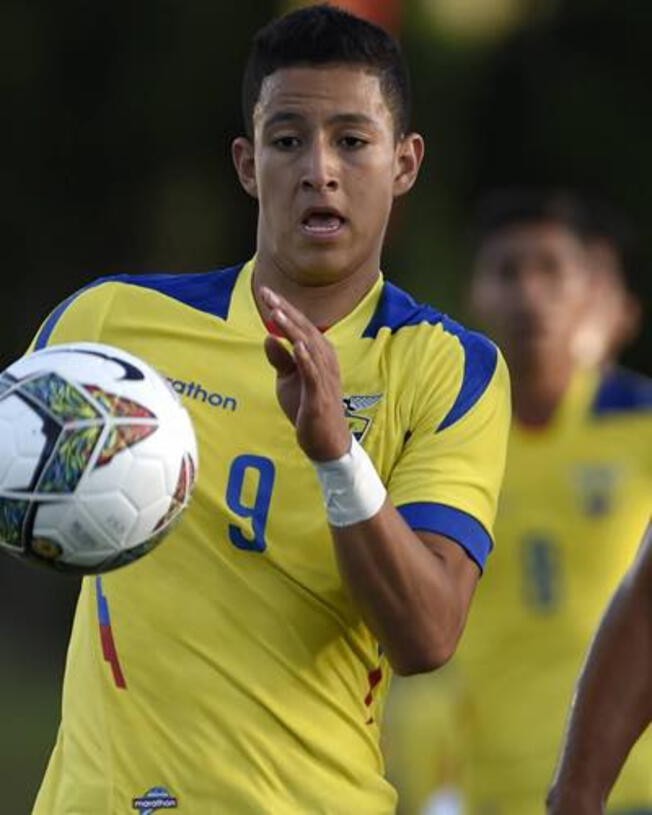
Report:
261,292,351,461
265,335,303,423
275,363,303,424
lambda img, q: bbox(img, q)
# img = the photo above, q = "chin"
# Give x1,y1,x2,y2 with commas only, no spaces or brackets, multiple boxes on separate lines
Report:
284,247,357,286
511,334,563,364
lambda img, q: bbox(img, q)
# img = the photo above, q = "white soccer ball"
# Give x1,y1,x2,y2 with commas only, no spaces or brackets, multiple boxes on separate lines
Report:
0,342,198,574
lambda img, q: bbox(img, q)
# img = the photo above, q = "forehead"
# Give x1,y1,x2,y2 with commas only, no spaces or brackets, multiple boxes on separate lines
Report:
254,65,392,128
477,220,587,264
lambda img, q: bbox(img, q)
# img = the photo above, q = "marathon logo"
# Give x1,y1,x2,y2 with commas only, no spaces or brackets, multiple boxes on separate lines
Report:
167,377,237,411
132,786,178,812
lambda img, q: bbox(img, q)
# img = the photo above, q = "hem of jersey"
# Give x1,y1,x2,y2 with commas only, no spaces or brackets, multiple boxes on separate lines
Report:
396,501,493,570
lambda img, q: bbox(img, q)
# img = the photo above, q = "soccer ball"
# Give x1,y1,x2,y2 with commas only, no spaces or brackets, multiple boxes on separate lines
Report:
0,342,198,574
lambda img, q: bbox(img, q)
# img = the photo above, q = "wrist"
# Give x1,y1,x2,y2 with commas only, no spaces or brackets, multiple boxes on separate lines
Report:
312,435,387,527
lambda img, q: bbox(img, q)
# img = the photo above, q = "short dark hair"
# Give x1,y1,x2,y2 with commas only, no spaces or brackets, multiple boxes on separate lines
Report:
473,188,597,247
241,4,411,139
472,188,638,289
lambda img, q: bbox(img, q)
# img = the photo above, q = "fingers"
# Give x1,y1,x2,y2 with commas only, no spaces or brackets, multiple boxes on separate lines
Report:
264,335,297,377
293,340,320,394
260,287,321,347
260,286,340,394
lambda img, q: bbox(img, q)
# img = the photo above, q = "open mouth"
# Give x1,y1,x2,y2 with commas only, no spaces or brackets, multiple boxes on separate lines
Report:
300,208,347,237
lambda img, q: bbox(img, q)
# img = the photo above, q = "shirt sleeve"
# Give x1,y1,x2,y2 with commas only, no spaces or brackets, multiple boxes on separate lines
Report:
26,279,117,352
388,332,511,571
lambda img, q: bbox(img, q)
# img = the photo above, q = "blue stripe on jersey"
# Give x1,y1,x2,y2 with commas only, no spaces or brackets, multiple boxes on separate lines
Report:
33,264,243,350
364,281,498,431
437,331,498,432
397,502,493,569
362,281,443,338
34,279,107,350
111,264,243,320
95,576,110,626
592,367,652,416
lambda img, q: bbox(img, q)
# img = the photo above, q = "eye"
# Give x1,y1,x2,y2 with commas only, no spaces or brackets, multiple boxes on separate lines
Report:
339,135,367,150
272,136,301,150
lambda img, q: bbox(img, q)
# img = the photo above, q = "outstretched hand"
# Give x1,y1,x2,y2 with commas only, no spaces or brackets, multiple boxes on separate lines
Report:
259,287,351,462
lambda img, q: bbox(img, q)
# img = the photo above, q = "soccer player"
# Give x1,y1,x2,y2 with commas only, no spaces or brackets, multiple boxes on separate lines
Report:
384,190,652,815
29,7,510,813
547,521,652,814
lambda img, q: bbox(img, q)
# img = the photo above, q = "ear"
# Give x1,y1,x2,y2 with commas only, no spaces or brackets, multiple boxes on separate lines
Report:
232,137,258,199
393,132,425,198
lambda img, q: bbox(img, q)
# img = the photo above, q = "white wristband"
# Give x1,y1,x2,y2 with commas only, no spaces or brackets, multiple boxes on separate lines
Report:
312,436,387,527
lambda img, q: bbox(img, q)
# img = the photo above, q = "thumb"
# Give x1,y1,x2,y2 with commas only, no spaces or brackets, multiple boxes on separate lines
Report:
264,335,297,377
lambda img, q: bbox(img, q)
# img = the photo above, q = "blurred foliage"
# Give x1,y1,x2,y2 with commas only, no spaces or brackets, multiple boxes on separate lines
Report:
1,0,650,809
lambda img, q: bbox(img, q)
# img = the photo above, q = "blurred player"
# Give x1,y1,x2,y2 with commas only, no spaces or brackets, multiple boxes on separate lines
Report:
547,521,652,814
571,199,642,370
385,189,652,815
29,6,510,814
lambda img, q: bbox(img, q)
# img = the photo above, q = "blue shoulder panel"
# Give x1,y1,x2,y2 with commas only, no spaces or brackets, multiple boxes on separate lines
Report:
437,329,498,432
112,264,243,320
363,281,498,431
397,502,493,570
592,367,652,417
33,264,243,351
362,281,443,338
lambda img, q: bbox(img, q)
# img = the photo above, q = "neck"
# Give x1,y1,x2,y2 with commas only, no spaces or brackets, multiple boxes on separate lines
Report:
507,348,576,426
252,251,380,327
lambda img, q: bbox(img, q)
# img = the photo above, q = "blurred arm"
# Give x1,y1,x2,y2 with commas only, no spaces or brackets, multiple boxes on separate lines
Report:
547,521,652,814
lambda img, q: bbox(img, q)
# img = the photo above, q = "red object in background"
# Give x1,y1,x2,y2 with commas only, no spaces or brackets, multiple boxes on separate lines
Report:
330,0,401,33
286,0,402,34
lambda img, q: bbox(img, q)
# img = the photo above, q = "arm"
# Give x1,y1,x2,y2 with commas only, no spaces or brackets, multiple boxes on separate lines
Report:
547,521,652,814
260,287,482,676
333,512,479,675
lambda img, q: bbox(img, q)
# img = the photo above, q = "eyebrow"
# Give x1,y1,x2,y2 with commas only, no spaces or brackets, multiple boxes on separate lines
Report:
263,111,378,129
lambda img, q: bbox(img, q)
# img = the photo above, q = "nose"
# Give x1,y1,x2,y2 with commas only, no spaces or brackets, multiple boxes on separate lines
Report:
300,136,339,192
514,267,547,303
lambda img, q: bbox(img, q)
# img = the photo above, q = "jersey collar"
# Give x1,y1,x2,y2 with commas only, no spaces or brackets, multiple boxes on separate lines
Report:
227,258,385,343
513,366,602,438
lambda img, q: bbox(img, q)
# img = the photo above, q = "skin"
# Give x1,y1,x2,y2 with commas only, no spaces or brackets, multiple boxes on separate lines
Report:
232,64,423,325
572,238,642,368
231,65,480,675
547,522,652,814
470,221,596,425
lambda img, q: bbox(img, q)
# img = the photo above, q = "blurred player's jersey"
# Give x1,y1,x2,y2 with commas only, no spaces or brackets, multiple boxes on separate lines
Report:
387,366,652,815
30,259,509,815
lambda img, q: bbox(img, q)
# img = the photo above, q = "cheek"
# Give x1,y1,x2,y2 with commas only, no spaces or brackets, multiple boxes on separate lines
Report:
349,164,395,221
557,279,593,318
470,279,507,317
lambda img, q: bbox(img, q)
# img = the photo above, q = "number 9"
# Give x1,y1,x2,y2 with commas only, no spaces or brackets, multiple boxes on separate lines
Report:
226,454,276,552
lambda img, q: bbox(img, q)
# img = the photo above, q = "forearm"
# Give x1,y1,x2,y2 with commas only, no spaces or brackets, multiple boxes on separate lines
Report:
332,501,477,675
259,288,480,676
548,544,652,812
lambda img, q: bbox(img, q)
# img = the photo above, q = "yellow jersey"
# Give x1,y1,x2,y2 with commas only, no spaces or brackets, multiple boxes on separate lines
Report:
30,259,510,815
386,365,652,815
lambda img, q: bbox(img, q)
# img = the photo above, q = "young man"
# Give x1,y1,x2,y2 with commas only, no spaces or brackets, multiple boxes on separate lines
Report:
547,520,652,815
30,7,510,813
385,190,652,815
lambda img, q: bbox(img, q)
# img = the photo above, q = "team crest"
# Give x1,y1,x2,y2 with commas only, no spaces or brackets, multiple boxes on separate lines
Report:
573,464,621,517
342,393,383,443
